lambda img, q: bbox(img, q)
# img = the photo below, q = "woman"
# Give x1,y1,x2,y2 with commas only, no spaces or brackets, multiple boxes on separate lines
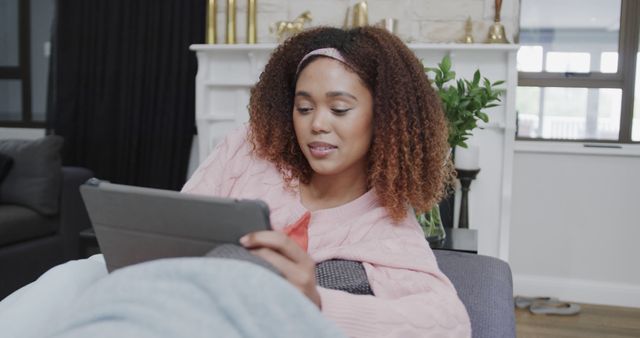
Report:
182,26,471,337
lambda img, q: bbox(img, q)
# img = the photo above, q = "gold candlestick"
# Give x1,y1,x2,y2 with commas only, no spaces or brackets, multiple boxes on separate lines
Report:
352,1,368,27
206,0,217,44
247,0,257,44
226,0,236,44
463,16,474,43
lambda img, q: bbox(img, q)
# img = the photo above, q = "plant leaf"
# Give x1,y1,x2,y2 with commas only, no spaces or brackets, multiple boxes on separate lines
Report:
473,70,481,86
425,55,505,148
442,55,451,72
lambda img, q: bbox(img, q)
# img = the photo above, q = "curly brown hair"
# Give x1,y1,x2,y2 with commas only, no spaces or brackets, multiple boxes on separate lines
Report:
248,26,449,222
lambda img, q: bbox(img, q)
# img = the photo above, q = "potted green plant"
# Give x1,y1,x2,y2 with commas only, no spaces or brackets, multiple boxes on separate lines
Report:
419,55,504,244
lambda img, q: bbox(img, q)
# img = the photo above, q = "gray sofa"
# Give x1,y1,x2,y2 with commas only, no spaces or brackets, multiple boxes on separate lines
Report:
435,250,515,338
0,136,94,299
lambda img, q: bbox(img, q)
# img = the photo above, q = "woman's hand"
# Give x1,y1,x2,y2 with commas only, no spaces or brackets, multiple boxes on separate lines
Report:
240,231,321,309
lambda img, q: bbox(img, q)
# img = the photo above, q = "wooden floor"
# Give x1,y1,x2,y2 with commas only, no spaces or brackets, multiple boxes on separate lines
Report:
516,303,640,337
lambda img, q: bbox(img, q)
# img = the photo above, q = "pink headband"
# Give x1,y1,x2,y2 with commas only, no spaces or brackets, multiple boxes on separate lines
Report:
296,48,352,75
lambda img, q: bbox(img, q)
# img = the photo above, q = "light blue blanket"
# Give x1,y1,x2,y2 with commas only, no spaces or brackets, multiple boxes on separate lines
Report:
1,256,346,338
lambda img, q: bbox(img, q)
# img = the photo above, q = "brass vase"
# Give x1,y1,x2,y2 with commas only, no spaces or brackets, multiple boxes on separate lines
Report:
352,1,368,27
247,0,257,43
226,0,236,44
344,1,368,28
206,0,217,44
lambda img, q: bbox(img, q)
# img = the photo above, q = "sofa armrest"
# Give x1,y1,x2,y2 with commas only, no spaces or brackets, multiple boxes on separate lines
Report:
434,250,516,338
59,166,94,260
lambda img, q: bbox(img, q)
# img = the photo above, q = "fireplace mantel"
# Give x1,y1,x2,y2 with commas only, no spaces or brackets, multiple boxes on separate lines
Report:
190,42,518,260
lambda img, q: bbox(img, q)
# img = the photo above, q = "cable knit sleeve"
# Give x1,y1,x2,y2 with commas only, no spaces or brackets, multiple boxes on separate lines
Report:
312,208,471,338
317,265,470,338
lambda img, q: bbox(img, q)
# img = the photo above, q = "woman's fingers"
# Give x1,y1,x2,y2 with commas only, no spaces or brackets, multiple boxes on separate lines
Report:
249,247,295,274
240,231,322,308
240,231,309,265
250,247,321,308
249,248,309,284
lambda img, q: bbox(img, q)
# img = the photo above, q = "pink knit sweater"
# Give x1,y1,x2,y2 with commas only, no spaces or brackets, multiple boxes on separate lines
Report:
182,127,471,337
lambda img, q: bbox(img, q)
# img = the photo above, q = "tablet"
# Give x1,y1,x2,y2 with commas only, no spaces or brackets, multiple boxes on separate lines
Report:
79,179,271,272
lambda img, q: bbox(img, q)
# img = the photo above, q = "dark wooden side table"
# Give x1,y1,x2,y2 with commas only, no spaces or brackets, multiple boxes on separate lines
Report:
429,228,478,254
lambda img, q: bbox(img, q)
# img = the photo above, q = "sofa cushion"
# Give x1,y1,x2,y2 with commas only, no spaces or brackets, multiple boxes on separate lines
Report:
0,204,58,246
0,136,63,216
0,152,14,185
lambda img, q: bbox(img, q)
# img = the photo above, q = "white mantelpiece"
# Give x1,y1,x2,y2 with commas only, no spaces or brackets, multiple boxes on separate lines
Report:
190,43,518,261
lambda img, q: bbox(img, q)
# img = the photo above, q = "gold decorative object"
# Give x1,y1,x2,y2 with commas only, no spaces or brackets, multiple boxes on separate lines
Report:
206,0,217,44
343,7,350,29
374,18,397,34
226,0,236,44
463,16,474,43
270,11,312,42
343,1,368,28
352,1,368,27
247,0,257,44
486,0,509,43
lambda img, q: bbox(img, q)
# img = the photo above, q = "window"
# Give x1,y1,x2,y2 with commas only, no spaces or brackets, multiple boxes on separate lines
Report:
516,0,639,143
0,0,53,127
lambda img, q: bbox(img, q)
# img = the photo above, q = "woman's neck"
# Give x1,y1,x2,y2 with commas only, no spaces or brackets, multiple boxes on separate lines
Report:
300,168,368,212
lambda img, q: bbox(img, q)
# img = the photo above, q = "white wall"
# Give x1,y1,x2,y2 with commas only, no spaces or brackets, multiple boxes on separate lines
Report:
510,144,640,308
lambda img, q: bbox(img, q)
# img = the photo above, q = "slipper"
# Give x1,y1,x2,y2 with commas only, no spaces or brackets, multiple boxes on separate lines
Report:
529,301,581,316
514,296,559,309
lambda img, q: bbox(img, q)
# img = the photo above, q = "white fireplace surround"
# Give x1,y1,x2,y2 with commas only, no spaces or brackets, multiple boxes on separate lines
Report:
190,43,518,261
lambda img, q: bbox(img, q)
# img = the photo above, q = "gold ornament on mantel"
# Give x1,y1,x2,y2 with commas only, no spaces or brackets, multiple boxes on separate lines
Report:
247,0,257,43
207,0,255,44
343,1,368,29
486,0,509,43
206,0,217,44
270,11,312,42
462,16,474,43
352,1,368,27
226,0,237,44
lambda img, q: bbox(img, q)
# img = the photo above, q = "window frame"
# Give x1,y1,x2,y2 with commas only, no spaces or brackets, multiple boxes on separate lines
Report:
0,0,43,128
517,0,639,143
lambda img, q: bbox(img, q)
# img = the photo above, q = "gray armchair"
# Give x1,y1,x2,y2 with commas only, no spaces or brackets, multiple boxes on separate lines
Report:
0,134,94,299
0,166,93,299
434,250,516,338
